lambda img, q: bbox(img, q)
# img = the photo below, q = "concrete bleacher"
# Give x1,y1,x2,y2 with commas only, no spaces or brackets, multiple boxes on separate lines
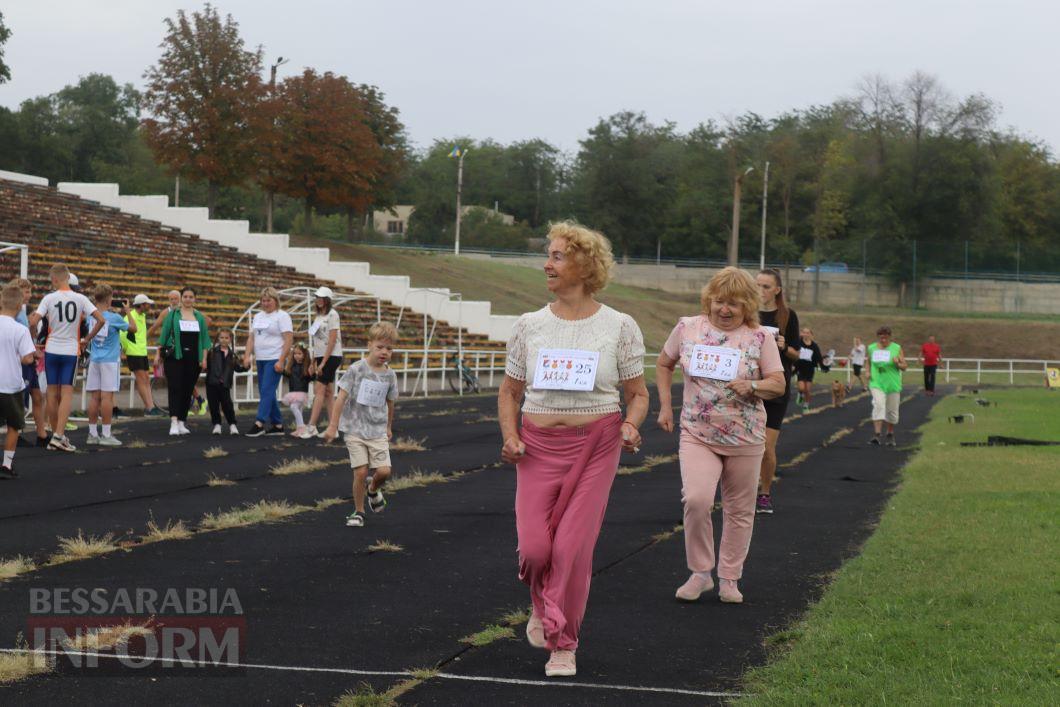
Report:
0,175,507,373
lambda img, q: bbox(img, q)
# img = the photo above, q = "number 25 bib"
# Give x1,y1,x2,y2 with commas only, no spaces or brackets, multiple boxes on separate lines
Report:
532,349,599,391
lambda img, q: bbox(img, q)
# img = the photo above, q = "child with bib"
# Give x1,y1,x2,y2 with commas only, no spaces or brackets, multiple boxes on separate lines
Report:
323,322,399,528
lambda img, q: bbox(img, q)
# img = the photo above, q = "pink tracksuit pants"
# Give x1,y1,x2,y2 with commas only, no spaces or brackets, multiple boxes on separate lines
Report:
515,413,623,651
679,434,762,580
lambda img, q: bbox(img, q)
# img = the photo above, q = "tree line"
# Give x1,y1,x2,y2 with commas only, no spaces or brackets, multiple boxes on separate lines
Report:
1,6,1058,274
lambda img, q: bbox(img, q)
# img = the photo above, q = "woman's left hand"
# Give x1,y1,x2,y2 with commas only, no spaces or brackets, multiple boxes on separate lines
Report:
621,421,641,453
273,360,283,373
726,379,756,397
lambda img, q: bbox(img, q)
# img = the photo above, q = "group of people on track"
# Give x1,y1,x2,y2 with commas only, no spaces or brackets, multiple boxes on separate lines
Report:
3,221,935,678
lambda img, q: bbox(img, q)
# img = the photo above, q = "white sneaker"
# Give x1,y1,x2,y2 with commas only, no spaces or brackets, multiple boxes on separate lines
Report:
169,421,181,436
48,435,76,452
212,424,222,435
228,424,239,436
301,427,319,439
179,422,191,435
86,435,100,446
98,435,122,447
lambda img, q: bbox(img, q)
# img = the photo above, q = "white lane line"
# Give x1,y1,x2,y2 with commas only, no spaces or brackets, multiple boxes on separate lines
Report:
0,648,742,698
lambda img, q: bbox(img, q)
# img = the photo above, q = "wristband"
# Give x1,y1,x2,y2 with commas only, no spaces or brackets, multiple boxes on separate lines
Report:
621,420,638,431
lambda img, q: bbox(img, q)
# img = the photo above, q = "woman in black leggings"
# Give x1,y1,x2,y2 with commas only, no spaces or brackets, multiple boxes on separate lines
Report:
156,287,212,436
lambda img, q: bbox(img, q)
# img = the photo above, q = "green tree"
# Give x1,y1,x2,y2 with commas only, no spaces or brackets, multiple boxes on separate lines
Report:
0,11,11,83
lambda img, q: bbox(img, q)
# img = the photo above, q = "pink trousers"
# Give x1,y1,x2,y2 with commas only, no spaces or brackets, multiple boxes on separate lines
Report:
516,413,622,651
679,434,762,580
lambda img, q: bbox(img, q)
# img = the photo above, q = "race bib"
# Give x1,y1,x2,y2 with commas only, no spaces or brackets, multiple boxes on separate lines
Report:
308,320,322,337
179,319,200,333
871,349,892,364
688,345,741,381
798,347,814,361
761,325,779,338
93,323,109,343
356,378,390,407
532,349,599,391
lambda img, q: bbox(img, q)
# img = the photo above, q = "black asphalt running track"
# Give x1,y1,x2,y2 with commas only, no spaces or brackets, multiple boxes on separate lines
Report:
0,388,940,705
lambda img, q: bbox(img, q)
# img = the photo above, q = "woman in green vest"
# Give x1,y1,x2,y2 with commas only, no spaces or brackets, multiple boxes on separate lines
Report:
867,325,907,446
121,294,165,416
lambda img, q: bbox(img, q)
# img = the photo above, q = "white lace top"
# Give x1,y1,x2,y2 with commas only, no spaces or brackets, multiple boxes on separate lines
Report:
505,303,645,415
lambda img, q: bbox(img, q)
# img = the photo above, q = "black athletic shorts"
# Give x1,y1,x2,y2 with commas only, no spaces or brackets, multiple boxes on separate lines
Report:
0,392,25,431
127,355,150,372
764,396,788,431
796,370,815,383
852,363,862,377
314,356,343,384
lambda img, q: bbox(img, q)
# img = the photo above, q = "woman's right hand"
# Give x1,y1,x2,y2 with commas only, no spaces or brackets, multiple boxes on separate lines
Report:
657,407,674,433
501,436,526,464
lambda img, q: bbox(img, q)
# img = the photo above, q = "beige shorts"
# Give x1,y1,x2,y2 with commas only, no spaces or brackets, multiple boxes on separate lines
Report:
344,434,391,469
870,388,901,424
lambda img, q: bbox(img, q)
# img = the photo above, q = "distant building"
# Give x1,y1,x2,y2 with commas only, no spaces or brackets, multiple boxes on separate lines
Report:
372,205,415,236
461,205,515,225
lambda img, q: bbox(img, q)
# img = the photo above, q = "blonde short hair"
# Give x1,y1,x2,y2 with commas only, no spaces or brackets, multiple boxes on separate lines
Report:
49,263,70,280
9,278,31,290
547,221,615,294
1,283,22,311
93,283,113,303
259,287,281,305
700,267,760,327
367,321,399,345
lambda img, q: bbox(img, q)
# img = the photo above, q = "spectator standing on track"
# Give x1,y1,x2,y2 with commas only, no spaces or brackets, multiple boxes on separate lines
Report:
849,336,867,391
282,343,315,436
498,222,648,678
85,284,132,447
755,268,800,515
794,328,825,411
0,284,39,477
920,335,941,396
322,322,399,528
302,286,343,438
242,287,293,437
28,264,106,452
657,267,785,605
156,287,211,436
204,328,245,435
121,294,166,416
10,278,47,447
867,326,907,446
150,289,207,415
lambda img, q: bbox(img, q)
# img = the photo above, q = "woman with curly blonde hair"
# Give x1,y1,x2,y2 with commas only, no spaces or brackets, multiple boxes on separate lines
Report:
656,267,786,604
242,287,294,437
499,221,649,677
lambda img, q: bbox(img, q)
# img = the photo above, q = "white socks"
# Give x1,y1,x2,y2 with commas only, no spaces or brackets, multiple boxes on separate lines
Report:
102,424,111,437
89,423,98,437
3,450,13,467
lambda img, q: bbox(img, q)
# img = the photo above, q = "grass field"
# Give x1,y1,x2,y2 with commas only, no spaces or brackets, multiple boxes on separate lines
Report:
288,237,1060,360
738,388,1059,704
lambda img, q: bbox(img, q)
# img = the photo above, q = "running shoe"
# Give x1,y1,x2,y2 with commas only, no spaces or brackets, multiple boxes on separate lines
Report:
366,480,387,513
0,465,16,480
245,423,267,438
212,424,222,435
197,398,208,416
169,421,181,436
300,427,319,439
65,422,77,432
755,494,773,514
98,435,122,447
719,578,743,604
526,612,546,648
266,425,285,436
868,435,881,446
545,650,576,677
228,424,239,436
178,422,191,435
345,511,365,527
146,407,167,417
675,573,714,602
48,435,76,452
86,435,100,446
795,393,804,405
885,433,896,447
801,403,810,413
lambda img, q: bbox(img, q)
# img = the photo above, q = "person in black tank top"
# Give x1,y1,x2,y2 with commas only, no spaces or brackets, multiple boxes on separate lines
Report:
755,269,800,515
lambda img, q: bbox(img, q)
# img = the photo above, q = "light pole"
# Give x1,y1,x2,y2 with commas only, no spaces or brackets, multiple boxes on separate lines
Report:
728,166,754,266
451,147,467,255
265,56,288,234
759,161,770,270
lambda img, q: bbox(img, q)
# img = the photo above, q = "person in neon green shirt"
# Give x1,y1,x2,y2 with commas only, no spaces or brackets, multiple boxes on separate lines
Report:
121,294,165,416
867,325,907,446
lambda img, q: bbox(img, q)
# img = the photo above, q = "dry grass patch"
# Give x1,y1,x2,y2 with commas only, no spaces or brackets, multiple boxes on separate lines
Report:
618,452,678,475
49,531,119,565
460,624,515,647
314,497,345,511
389,436,427,452
367,540,404,553
475,414,499,423
269,457,330,476
63,619,155,652
0,636,51,685
200,500,310,531
500,607,530,626
126,439,147,449
652,524,684,543
822,427,854,446
142,519,191,544
334,683,393,707
203,446,228,458
206,473,235,487
0,556,35,581
386,468,455,492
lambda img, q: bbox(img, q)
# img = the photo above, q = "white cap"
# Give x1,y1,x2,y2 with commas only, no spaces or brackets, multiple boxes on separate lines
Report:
68,273,79,287
132,294,155,305
314,286,334,298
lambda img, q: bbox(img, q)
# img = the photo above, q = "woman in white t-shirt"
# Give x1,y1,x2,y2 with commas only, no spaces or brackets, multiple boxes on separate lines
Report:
849,337,867,391
242,287,293,437
499,221,648,678
301,286,344,438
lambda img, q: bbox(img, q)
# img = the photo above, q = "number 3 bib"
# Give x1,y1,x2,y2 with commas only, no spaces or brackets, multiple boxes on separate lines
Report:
688,345,741,381
532,349,600,391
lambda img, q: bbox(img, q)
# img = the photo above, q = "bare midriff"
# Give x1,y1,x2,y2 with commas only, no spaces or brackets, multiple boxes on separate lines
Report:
523,412,610,428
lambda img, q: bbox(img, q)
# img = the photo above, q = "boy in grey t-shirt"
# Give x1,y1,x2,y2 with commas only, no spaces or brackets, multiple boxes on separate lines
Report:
323,322,400,527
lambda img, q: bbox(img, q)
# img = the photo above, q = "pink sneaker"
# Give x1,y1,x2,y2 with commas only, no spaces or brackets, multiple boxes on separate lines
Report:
294,426,307,438
525,612,545,649
675,573,714,602
544,649,576,677
719,578,743,604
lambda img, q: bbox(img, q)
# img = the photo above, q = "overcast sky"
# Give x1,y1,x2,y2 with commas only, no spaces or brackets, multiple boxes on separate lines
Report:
2,0,1056,155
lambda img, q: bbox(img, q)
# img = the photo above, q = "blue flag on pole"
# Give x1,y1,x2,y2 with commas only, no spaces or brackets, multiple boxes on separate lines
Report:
449,146,463,158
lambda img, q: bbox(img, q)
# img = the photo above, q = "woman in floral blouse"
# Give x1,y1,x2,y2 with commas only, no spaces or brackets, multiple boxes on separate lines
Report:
656,267,786,603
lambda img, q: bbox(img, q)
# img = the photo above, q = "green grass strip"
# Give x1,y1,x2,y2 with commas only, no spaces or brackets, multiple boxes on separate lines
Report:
739,388,1059,704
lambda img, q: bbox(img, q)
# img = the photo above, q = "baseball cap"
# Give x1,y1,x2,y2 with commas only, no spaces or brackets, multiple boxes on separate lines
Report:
314,286,334,298
132,294,155,306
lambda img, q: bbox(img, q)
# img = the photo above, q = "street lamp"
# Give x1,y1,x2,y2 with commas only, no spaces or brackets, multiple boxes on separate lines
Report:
728,166,754,266
265,56,289,234
759,160,770,270
450,146,468,255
